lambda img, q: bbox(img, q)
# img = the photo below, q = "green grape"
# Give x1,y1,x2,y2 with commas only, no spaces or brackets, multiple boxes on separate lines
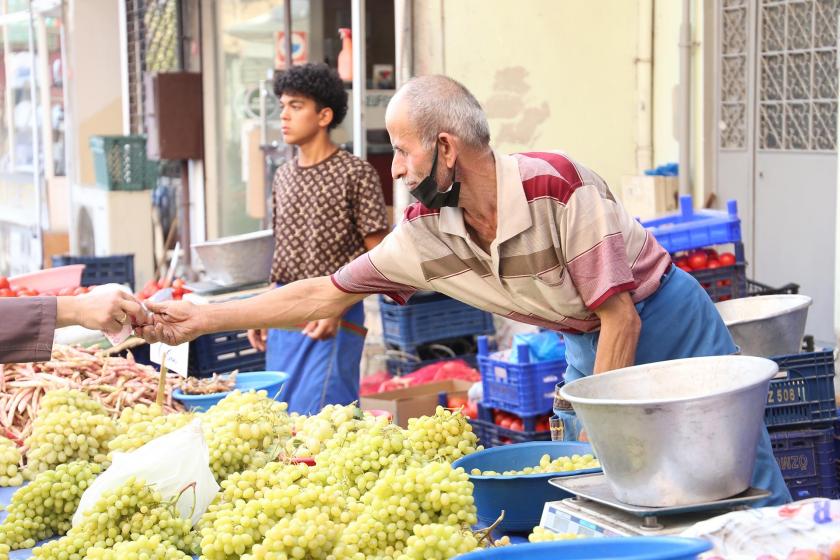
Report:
23,390,116,477
314,416,421,496
0,436,22,487
0,461,101,550
243,507,340,560
108,406,193,456
396,523,480,559
472,453,600,476
286,403,358,458
528,526,581,542
198,464,314,560
201,391,292,480
85,533,191,559
334,461,477,557
407,406,481,462
32,476,194,559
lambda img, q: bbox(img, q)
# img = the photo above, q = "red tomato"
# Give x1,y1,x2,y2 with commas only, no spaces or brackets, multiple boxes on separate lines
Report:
509,419,524,432
707,259,721,269
172,288,184,300
0,288,14,297
465,402,478,419
536,419,551,432
172,278,185,290
19,289,38,297
705,248,719,258
0,277,9,290
73,287,86,296
498,417,513,430
58,287,75,296
447,396,468,410
718,252,736,267
688,252,708,270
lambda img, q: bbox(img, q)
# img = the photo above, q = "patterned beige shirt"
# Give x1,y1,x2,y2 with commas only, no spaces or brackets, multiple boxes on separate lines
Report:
332,151,672,333
270,148,389,284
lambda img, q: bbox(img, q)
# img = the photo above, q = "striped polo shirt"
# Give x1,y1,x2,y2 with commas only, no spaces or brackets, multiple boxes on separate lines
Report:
331,151,672,333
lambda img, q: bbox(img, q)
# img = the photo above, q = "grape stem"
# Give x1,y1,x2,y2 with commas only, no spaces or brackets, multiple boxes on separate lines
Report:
169,481,198,522
473,510,505,547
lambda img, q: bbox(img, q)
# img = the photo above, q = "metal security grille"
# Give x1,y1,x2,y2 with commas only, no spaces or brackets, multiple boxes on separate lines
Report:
125,0,183,134
758,0,839,151
720,0,750,150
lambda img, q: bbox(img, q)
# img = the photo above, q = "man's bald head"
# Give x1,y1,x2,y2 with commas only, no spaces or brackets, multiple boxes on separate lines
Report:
387,75,491,150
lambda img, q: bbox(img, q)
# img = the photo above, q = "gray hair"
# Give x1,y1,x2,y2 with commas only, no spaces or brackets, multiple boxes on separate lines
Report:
392,75,491,149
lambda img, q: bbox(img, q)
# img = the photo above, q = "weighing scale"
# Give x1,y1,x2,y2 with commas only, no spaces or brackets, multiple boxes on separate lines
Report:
540,473,770,537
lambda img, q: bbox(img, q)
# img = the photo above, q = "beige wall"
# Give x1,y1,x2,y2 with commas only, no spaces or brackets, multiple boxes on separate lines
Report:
652,0,705,204
411,0,707,203
66,0,124,186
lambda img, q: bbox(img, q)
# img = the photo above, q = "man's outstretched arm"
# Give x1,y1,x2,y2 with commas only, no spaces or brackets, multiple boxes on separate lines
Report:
136,276,367,346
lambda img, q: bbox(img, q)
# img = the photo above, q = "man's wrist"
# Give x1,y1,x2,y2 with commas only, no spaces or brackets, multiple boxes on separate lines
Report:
55,296,80,328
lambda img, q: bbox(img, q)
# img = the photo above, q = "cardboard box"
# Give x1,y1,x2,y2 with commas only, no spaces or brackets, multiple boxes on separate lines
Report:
619,175,679,221
360,379,476,428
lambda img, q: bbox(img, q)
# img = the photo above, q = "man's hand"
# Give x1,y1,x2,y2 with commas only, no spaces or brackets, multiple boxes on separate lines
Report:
57,289,145,332
247,328,269,351
134,300,205,345
302,317,341,341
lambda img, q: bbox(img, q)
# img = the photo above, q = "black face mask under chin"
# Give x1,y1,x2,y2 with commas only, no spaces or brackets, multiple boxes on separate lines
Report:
409,144,460,209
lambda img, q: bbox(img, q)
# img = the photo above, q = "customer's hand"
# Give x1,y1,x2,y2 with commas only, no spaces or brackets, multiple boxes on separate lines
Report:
57,289,145,332
134,300,204,345
302,317,341,341
247,328,269,351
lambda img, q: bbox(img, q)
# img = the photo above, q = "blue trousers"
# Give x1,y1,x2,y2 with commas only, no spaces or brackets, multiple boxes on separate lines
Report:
266,300,366,415
556,266,791,507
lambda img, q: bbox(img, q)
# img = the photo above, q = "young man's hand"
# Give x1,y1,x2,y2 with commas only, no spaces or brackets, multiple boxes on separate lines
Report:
247,328,269,351
302,317,341,340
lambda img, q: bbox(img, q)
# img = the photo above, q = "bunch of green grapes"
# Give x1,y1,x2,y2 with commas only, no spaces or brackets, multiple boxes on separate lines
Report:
315,416,421,497
0,436,22,487
0,461,102,550
242,507,340,560
472,453,599,476
334,461,477,557
24,390,116,477
396,523,480,559
32,476,195,559
85,534,191,559
285,403,358,459
407,406,481,462
198,465,318,560
201,391,292,480
108,406,193,456
528,526,582,542
197,462,302,531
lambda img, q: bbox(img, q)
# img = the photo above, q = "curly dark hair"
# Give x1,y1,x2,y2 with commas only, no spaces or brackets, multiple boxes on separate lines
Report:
273,63,348,130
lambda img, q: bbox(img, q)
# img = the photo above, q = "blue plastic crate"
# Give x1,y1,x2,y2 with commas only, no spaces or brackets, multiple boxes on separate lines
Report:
189,330,266,378
765,350,837,428
771,426,838,500
471,403,551,447
380,292,494,349
52,254,136,291
642,195,741,253
478,336,564,417
455,537,711,560
684,242,748,303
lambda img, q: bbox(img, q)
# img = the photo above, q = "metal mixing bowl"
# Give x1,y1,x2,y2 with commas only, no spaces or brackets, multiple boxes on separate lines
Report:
715,294,812,357
559,356,778,507
192,229,274,287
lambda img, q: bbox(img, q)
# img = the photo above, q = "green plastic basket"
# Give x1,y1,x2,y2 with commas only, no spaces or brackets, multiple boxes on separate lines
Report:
90,135,158,191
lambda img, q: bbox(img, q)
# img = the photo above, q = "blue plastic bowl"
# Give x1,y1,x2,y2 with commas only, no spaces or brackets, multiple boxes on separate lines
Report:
455,537,712,560
451,441,600,533
172,371,289,412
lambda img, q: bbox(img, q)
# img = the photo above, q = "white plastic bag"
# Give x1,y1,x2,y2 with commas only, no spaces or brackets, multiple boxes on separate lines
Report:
72,419,219,527
681,498,840,558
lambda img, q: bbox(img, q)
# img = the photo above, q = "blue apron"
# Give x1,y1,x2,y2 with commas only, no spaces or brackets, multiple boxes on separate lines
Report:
266,293,366,415
555,266,791,507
